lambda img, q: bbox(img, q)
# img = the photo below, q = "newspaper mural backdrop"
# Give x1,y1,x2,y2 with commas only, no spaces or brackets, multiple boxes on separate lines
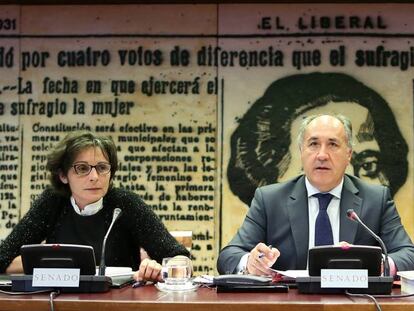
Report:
0,4,413,274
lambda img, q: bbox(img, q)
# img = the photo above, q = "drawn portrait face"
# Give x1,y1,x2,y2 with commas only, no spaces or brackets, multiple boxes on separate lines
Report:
227,73,407,206
278,102,390,188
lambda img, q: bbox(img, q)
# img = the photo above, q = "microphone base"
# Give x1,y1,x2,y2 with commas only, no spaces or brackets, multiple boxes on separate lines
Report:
10,275,112,293
296,276,393,294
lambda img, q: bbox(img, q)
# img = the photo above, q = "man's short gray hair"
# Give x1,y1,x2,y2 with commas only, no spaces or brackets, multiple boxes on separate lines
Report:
297,114,354,150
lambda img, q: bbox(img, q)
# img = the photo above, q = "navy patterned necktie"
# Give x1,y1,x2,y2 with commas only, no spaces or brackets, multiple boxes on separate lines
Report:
314,193,334,246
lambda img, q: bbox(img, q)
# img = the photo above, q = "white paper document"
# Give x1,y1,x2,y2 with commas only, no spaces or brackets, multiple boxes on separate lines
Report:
95,266,134,277
193,275,214,284
270,269,309,279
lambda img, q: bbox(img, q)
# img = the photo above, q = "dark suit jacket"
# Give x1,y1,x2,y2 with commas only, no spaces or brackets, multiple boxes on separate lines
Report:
217,174,414,274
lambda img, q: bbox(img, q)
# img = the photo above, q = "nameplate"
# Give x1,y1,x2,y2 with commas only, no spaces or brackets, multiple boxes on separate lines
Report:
320,269,368,288
32,268,80,287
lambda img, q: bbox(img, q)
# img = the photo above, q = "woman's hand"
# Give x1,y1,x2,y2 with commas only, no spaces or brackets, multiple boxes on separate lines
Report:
133,255,192,283
134,258,162,283
6,256,23,274
5,256,23,274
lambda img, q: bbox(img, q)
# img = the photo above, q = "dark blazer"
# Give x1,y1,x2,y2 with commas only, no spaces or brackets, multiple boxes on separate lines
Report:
217,174,414,274
0,187,189,273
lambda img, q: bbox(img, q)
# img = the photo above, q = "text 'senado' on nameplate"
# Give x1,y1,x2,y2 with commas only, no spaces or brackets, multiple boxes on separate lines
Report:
320,269,368,288
32,268,80,287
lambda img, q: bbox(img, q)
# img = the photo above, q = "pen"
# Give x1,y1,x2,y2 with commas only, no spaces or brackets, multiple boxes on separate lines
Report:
258,245,273,259
132,281,145,288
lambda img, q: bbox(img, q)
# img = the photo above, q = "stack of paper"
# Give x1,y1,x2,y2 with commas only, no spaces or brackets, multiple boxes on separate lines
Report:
100,266,133,277
397,271,414,294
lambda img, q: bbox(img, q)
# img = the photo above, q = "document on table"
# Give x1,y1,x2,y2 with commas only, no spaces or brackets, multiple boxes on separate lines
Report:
95,266,134,277
271,269,309,278
97,267,135,288
193,275,214,285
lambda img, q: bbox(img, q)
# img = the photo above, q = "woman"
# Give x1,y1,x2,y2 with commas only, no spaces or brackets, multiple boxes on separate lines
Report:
0,131,190,282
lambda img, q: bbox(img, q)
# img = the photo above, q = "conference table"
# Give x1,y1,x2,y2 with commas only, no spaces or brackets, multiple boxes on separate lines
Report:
0,284,413,311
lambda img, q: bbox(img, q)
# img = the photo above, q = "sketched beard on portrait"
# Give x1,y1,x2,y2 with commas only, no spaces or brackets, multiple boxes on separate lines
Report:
227,72,408,206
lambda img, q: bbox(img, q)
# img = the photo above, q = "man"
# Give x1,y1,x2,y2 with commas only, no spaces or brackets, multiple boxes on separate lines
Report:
227,73,408,206
217,114,414,276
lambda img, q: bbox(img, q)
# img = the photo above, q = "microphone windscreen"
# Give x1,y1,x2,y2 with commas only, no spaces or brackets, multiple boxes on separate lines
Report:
346,209,355,219
113,208,122,220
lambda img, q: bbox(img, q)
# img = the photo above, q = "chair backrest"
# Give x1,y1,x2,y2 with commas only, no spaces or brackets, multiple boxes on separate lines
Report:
139,230,192,262
170,231,192,252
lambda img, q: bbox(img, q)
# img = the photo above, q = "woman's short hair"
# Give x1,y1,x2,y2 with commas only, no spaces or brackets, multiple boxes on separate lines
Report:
46,131,118,196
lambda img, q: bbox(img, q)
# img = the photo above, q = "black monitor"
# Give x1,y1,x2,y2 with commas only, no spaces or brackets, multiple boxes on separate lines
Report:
21,244,96,275
308,245,382,277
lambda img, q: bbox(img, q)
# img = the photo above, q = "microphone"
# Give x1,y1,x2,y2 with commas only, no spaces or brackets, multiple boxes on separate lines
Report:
346,209,390,276
98,208,123,276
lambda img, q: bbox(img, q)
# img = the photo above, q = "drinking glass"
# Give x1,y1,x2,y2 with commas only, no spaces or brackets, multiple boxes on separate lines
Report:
162,256,192,286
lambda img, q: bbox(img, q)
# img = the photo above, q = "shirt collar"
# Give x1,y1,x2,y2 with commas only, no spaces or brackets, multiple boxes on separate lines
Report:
305,177,343,199
70,196,104,216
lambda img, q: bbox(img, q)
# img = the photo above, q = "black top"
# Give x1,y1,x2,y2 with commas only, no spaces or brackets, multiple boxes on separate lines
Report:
52,205,107,265
0,187,189,272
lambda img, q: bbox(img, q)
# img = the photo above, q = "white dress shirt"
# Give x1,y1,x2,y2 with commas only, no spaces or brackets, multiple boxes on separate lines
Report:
305,177,343,249
70,196,103,216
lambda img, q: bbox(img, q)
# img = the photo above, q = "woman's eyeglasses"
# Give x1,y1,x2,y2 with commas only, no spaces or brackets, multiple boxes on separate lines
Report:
72,162,111,176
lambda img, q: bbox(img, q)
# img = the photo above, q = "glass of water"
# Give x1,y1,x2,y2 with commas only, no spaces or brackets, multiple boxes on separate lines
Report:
162,256,192,286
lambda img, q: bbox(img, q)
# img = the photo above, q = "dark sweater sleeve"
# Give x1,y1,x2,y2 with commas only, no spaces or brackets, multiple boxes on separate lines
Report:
110,188,190,264
0,188,61,272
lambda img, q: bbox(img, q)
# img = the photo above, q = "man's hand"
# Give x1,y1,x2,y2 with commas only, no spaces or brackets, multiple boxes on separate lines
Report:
338,241,352,248
246,243,280,276
134,258,162,282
